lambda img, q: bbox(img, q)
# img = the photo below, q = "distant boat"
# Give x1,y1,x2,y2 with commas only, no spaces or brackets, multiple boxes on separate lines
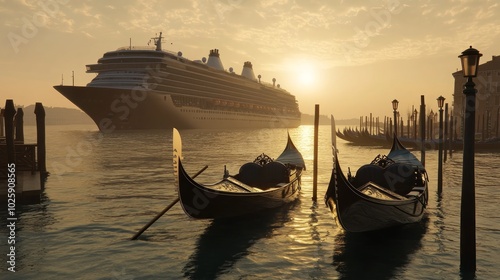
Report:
387,134,500,152
336,127,388,146
54,32,301,131
325,116,428,232
173,128,305,219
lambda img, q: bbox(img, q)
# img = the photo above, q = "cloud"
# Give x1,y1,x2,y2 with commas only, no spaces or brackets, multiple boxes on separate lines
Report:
2,0,496,66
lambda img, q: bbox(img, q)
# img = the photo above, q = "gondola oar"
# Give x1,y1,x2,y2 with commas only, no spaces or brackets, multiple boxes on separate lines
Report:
130,165,208,240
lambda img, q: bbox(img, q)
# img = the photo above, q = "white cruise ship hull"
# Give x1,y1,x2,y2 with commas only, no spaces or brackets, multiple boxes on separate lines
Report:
54,85,301,131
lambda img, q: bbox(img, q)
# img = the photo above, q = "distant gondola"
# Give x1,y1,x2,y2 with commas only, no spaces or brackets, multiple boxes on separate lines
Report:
325,116,428,232
173,129,305,219
337,127,387,146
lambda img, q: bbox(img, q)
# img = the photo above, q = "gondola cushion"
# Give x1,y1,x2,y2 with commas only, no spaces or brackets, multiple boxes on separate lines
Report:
353,164,386,189
354,163,417,196
383,163,417,195
262,161,289,188
238,162,263,186
237,161,289,189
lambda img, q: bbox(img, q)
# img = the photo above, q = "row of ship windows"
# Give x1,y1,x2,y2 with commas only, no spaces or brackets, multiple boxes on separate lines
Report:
180,109,254,116
180,109,294,121
191,116,276,122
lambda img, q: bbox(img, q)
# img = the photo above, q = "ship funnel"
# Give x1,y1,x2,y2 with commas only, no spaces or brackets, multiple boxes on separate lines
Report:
241,61,257,81
207,49,224,70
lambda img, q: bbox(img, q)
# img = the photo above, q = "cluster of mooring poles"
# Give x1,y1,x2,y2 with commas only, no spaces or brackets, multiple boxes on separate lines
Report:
358,99,455,155
1,99,47,204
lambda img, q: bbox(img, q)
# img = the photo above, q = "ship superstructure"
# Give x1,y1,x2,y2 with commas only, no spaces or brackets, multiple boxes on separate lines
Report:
54,32,301,131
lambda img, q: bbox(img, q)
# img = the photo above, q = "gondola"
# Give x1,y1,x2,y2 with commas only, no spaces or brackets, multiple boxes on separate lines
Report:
173,128,305,219
336,127,388,146
325,116,428,232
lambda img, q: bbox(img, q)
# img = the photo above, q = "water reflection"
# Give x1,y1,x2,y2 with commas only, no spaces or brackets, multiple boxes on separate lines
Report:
183,201,298,279
0,192,54,272
332,217,428,279
434,192,446,254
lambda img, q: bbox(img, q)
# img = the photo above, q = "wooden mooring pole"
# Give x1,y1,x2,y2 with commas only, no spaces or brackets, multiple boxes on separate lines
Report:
0,108,4,137
14,108,24,143
437,101,444,194
419,95,426,167
312,104,319,202
444,103,449,162
450,115,455,158
4,100,16,164
35,103,47,182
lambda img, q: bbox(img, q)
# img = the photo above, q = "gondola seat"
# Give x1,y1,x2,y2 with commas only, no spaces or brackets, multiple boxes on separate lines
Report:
237,161,289,189
237,162,263,186
354,163,418,196
384,163,417,196
262,161,289,188
353,164,386,189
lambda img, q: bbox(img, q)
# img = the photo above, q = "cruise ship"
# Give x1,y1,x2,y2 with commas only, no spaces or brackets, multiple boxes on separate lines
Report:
54,32,301,131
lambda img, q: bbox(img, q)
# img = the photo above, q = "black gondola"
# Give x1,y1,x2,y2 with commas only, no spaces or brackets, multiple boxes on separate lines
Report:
325,116,428,232
173,128,305,219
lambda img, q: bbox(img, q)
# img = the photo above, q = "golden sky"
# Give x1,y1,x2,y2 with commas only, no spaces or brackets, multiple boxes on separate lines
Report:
1,0,500,119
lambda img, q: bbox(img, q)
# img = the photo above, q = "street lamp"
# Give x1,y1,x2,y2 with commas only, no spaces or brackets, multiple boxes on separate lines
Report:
437,96,445,110
392,99,399,137
459,46,482,273
459,46,482,77
437,96,445,193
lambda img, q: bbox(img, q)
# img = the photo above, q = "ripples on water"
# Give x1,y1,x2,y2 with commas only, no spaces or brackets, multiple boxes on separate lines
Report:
1,124,499,279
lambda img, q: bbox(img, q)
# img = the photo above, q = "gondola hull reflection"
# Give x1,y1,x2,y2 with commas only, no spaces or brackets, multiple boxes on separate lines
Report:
182,201,298,279
332,217,428,279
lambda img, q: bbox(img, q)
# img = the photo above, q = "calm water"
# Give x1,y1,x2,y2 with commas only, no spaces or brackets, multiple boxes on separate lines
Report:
1,124,500,279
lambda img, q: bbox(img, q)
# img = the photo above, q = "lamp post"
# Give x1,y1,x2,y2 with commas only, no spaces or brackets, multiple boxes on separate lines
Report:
459,46,482,273
392,99,399,137
437,96,445,193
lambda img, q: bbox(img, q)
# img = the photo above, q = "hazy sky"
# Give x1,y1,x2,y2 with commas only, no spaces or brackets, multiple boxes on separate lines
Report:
2,0,500,120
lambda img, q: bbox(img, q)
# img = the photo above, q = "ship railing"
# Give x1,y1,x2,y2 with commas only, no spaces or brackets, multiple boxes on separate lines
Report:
259,81,290,93
117,46,156,51
116,46,181,56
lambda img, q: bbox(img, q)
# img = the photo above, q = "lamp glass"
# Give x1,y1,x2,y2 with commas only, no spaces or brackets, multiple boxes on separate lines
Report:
459,46,482,77
437,96,445,108
392,99,399,111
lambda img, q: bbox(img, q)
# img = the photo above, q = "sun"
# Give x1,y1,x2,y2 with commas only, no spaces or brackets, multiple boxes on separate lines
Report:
295,62,317,87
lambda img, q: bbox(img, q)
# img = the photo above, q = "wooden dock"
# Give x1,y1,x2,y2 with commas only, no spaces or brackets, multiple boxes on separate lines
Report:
0,99,47,205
